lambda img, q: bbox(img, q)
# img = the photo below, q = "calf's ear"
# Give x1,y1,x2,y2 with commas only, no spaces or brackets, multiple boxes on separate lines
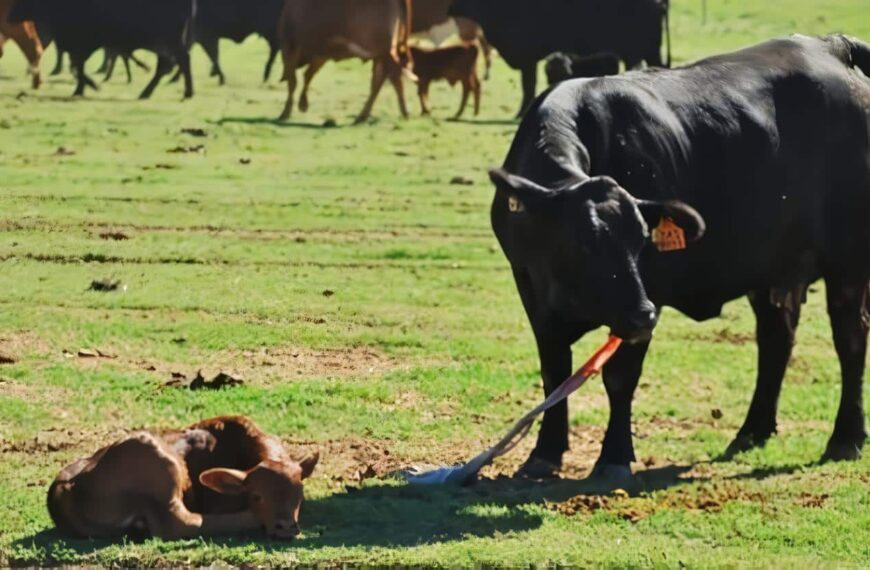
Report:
299,452,319,480
637,199,706,243
199,468,248,495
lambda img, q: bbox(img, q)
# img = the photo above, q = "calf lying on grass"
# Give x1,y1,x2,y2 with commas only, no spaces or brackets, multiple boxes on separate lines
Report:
544,51,620,85
48,416,318,540
410,44,481,119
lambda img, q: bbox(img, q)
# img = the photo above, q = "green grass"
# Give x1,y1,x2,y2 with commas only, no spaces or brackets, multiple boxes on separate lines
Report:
1,0,869,566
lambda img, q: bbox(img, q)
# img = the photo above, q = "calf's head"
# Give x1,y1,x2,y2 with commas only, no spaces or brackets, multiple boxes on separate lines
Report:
490,169,704,342
199,453,319,539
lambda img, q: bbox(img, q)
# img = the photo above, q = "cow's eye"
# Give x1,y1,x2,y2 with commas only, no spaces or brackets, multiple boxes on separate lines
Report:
508,196,525,213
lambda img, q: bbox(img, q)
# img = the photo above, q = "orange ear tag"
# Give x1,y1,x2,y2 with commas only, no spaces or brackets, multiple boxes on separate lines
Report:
651,217,686,252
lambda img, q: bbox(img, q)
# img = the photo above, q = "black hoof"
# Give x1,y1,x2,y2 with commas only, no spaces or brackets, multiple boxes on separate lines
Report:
721,431,773,460
822,439,863,462
590,463,633,483
514,456,561,480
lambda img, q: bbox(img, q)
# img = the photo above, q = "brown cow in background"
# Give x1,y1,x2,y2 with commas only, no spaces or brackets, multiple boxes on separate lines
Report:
0,0,43,88
278,0,415,124
411,0,492,80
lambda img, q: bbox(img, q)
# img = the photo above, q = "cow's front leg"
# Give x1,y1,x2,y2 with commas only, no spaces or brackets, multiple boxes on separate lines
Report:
593,340,650,480
516,335,572,479
516,63,537,118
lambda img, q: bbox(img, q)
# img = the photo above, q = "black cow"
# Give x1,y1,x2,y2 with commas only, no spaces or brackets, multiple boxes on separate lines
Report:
9,0,195,99
545,52,620,85
490,34,870,480
189,0,284,85
449,0,670,117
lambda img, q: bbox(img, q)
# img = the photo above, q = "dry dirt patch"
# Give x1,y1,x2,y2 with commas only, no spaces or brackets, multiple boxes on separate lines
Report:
0,331,51,363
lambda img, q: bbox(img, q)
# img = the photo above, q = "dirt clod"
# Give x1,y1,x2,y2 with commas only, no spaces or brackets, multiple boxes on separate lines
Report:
168,144,205,154
0,353,16,365
166,370,245,390
88,278,125,292
711,408,724,420
181,128,208,137
53,146,75,156
99,231,130,241
322,289,335,297
449,176,474,186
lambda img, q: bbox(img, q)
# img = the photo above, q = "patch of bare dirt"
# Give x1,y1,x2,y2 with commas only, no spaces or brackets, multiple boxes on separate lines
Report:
548,481,769,523
0,378,32,399
794,492,830,508
0,331,51,362
283,438,406,486
134,345,409,386
686,328,754,346
0,426,128,455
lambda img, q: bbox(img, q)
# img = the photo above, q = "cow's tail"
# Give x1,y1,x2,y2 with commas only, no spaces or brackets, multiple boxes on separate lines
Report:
391,0,416,82
840,35,870,76
663,0,671,68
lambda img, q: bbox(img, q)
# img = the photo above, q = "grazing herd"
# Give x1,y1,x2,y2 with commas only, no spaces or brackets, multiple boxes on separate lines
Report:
1,0,868,547
0,0,673,118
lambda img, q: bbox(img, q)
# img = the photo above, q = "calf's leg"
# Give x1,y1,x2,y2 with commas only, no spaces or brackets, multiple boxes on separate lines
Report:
50,48,64,75
417,78,431,116
725,288,802,457
823,277,868,461
471,72,481,116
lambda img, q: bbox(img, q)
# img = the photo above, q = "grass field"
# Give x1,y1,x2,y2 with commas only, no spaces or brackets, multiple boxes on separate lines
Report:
1,0,869,566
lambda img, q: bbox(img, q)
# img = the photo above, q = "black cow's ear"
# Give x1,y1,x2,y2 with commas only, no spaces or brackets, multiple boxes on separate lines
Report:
489,168,556,210
637,200,706,243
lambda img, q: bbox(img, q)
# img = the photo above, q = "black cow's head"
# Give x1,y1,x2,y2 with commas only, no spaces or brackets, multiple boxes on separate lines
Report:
490,169,704,343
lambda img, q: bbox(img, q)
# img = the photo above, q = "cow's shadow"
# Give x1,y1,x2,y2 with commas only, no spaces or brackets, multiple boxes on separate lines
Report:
215,116,347,130
10,462,703,561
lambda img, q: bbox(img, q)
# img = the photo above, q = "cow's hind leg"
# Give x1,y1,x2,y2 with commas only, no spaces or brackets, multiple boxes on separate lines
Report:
385,58,409,120
822,277,868,461
278,45,301,121
200,35,224,85
139,55,174,100
355,58,389,125
454,79,471,119
592,340,650,481
50,49,64,76
175,50,194,99
725,288,803,458
298,57,327,113
263,43,279,83
70,53,97,96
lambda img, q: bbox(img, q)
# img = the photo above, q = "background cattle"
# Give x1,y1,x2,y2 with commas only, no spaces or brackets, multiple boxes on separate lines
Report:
186,0,285,85
411,44,481,118
544,52,620,85
8,0,196,99
411,0,492,80
449,0,670,116
0,0,42,88
277,0,415,124
490,34,870,479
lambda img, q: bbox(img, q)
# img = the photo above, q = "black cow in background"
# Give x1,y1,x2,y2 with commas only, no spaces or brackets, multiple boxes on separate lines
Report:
490,34,870,480
449,0,670,116
545,52,621,85
9,0,196,99
189,0,284,85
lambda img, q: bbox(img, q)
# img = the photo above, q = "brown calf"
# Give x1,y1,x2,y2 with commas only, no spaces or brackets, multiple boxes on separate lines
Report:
278,0,415,124
48,416,318,540
411,0,492,80
0,0,43,88
410,44,480,119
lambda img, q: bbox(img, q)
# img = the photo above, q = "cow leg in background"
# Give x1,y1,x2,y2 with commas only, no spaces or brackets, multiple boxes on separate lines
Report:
96,50,110,74
102,51,117,82
278,46,301,121
385,58,409,120
139,55,173,100
355,58,389,125
479,34,492,81
70,53,98,96
122,55,133,84
454,77,472,119
175,49,194,99
200,34,225,85
471,72,481,116
298,58,327,113
822,278,868,461
263,43,279,83
417,78,431,116
50,49,64,76
724,288,802,458
10,28,42,89
517,63,537,118
593,340,650,480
